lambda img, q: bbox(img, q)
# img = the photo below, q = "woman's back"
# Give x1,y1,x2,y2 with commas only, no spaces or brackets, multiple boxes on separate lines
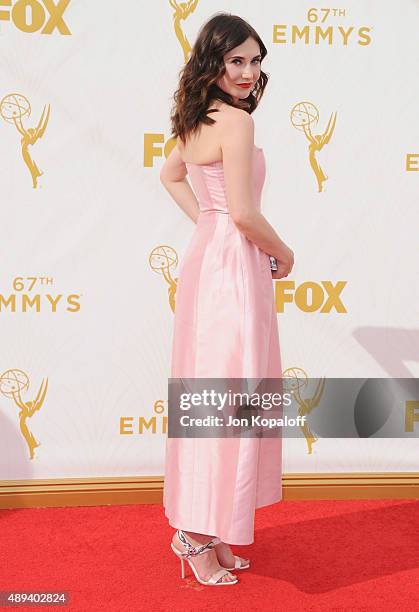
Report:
178,101,255,166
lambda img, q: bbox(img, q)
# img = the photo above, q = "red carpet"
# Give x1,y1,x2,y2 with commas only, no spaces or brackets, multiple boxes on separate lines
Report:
1,498,419,611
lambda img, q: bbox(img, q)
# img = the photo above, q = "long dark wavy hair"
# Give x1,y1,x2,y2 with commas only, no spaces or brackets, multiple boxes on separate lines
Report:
169,12,268,144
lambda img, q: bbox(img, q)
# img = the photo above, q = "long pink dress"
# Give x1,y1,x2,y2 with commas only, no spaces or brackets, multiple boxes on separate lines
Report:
163,145,282,545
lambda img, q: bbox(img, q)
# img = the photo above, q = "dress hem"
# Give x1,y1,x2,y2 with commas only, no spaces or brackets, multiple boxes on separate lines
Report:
164,494,282,546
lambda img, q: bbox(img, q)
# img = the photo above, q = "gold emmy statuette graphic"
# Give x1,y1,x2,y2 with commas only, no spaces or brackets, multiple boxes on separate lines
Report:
0,93,51,188
169,0,199,62
149,245,179,312
0,369,48,460
283,367,326,454
290,102,337,193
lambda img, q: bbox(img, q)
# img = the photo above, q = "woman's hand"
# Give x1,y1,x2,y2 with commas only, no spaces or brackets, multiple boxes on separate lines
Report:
271,246,294,279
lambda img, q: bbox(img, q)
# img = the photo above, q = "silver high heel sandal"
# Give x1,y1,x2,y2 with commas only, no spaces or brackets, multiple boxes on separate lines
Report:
170,530,238,586
221,556,250,571
217,542,250,571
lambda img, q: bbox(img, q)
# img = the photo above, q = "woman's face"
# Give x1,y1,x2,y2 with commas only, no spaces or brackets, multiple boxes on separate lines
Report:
217,36,262,103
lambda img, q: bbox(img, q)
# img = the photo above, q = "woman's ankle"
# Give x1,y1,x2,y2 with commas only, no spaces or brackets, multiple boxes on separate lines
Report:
181,530,215,545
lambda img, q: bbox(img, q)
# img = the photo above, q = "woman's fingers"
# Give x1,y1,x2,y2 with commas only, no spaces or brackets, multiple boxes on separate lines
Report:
272,267,290,279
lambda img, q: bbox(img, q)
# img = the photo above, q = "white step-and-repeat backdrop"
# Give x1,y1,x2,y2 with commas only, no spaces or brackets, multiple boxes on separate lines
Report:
0,1,417,481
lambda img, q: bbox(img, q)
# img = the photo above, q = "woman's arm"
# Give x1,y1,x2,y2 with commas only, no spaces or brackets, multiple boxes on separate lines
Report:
221,110,293,267
159,144,200,224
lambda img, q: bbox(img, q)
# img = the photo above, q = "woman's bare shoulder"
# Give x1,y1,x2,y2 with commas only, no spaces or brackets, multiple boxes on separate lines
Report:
213,106,254,147
218,106,254,143
214,103,253,124
176,104,253,161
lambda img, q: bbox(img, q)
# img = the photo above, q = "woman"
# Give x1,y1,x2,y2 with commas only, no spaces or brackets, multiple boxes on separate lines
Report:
160,13,294,586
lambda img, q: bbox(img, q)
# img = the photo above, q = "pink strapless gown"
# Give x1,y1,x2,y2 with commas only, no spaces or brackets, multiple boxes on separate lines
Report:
163,146,282,545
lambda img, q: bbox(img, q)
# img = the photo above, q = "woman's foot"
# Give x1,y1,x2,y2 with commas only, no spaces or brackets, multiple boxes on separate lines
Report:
172,531,237,584
214,541,250,569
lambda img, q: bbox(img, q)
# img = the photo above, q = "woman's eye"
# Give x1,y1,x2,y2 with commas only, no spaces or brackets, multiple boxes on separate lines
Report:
232,59,261,65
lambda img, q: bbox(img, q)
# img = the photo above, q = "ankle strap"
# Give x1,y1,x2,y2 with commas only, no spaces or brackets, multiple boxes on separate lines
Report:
177,530,221,558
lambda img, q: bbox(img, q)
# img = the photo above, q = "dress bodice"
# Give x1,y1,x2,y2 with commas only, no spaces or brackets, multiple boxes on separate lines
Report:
185,146,265,215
